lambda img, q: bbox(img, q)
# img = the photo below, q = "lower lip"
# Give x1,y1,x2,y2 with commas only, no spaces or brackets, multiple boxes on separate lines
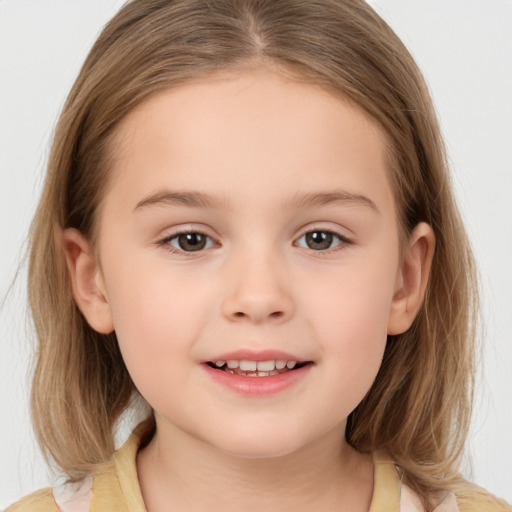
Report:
202,364,312,395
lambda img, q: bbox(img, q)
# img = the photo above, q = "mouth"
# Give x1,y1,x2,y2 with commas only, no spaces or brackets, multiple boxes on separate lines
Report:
205,359,311,377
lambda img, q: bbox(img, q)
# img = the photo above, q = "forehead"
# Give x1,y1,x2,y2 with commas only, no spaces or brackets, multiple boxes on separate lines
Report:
105,68,395,217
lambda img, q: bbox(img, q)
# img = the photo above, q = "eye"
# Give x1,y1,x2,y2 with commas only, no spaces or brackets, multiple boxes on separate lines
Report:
295,230,349,251
164,232,215,252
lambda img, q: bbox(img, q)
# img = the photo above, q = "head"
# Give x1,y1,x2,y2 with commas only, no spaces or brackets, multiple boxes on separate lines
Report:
28,0,476,501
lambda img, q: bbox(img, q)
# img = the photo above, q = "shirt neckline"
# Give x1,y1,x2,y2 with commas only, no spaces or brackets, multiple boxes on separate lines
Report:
111,425,402,512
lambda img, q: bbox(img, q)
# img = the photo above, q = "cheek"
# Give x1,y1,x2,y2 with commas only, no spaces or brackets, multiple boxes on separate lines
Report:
301,253,397,400
304,248,397,336
101,256,215,384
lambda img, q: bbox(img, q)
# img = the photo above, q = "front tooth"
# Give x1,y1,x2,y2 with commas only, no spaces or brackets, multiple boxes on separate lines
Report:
275,360,287,370
239,360,257,371
227,360,239,369
256,360,275,371
215,360,225,367
286,361,297,369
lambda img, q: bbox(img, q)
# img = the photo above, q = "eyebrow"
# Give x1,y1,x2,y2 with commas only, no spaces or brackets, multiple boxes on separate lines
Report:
284,190,380,213
133,189,379,214
134,190,227,212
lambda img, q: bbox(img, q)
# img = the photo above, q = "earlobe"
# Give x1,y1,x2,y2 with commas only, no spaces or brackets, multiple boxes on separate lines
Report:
387,222,435,335
61,228,114,334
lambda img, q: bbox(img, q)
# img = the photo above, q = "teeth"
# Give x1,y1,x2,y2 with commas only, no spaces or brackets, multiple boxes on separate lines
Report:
256,360,275,371
213,359,300,372
239,360,257,371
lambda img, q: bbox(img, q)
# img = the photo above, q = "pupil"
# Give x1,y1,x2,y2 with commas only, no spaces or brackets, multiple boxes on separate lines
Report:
178,233,206,251
306,231,332,250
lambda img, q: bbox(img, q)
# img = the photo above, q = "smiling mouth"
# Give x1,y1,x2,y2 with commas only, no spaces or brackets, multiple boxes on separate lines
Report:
206,359,310,377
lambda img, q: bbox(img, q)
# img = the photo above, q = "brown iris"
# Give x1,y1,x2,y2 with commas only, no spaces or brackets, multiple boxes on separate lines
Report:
305,231,333,250
177,233,207,251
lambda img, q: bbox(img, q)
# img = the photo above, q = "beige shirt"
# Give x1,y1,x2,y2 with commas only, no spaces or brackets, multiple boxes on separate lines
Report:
7,427,460,512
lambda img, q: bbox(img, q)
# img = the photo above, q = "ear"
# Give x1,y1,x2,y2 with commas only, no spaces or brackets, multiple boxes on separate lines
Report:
387,222,435,335
61,228,114,334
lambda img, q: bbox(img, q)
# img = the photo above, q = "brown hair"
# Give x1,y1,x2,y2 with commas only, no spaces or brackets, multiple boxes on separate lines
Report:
27,0,507,509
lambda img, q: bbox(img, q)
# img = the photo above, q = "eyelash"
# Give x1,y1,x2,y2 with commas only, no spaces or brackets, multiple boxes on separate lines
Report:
158,228,352,255
294,228,352,253
158,229,217,254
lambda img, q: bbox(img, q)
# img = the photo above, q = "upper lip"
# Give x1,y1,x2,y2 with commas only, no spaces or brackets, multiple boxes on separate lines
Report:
203,349,307,363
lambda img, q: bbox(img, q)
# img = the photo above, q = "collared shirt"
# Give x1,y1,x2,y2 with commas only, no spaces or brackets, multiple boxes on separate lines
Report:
7,426,460,512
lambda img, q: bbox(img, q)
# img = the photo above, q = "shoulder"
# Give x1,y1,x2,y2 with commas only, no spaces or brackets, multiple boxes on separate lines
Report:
5,477,92,512
4,423,149,512
372,451,511,512
4,487,59,512
455,487,512,512
399,481,512,512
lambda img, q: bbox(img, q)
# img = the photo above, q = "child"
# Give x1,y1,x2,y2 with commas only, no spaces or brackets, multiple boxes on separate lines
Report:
6,0,511,511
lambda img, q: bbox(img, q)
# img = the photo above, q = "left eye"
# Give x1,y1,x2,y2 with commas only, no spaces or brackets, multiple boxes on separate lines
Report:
166,232,215,252
295,230,347,251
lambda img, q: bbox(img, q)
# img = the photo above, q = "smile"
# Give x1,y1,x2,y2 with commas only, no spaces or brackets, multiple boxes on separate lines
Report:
206,359,306,377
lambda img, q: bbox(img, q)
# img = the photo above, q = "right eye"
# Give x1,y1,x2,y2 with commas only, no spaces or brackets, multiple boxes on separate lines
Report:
163,232,215,252
295,229,350,251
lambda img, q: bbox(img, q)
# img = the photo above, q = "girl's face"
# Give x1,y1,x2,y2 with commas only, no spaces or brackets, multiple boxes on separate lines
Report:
74,68,423,458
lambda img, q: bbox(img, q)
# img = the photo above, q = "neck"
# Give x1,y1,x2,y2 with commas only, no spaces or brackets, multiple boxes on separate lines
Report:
136,419,374,512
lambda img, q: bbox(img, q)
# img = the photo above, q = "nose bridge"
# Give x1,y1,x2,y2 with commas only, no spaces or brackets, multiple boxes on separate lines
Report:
221,240,294,324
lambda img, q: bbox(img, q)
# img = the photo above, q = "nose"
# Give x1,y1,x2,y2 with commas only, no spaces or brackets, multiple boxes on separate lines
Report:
221,251,294,324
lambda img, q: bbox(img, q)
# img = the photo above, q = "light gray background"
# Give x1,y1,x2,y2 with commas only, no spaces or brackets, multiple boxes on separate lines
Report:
1,0,511,507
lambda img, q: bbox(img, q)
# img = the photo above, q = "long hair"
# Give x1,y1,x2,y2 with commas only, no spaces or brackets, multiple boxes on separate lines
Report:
27,1,500,508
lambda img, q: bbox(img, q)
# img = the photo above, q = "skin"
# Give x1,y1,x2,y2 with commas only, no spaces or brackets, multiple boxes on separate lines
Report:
63,68,434,511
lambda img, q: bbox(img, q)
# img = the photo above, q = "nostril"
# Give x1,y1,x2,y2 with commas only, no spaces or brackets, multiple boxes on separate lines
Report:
231,310,284,320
